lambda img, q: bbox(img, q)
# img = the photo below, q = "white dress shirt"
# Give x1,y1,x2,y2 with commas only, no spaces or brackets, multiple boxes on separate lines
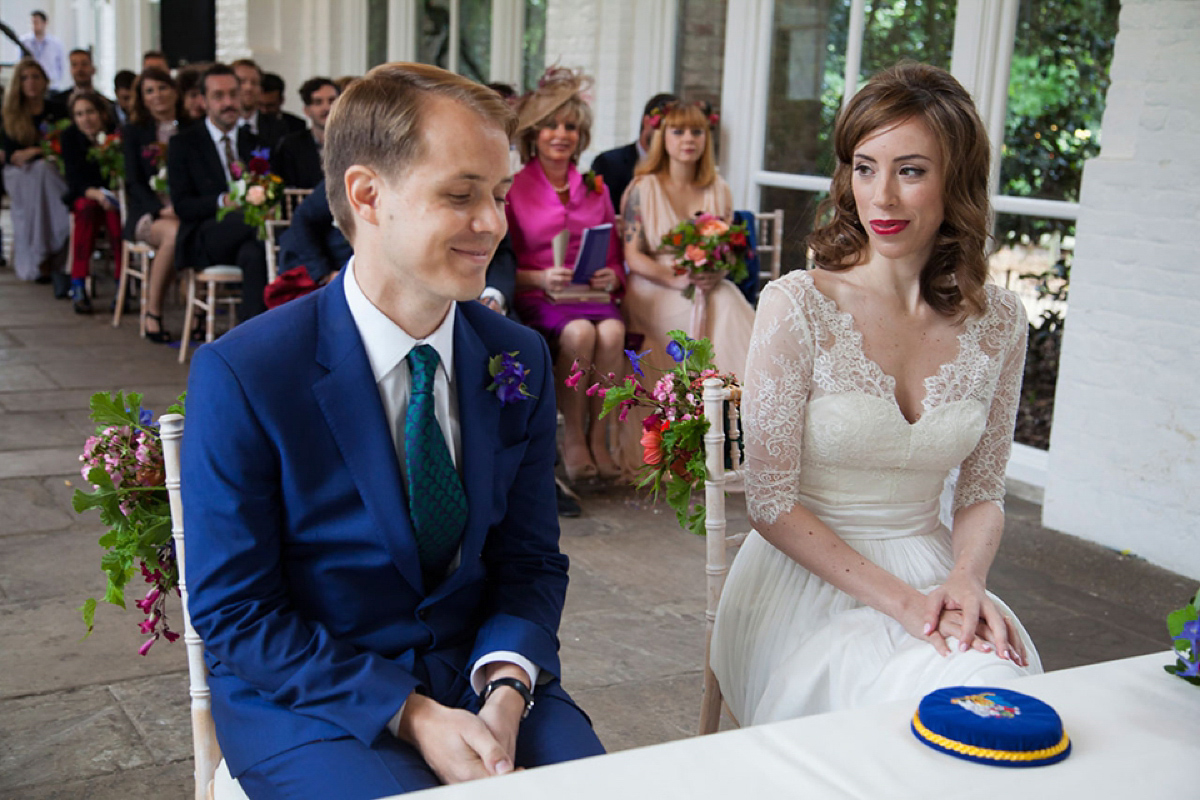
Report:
205,117,237,182
19,32,65,89
341,258,539,733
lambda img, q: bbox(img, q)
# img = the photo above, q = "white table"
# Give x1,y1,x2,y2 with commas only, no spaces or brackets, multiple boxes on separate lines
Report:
410,653,1199,799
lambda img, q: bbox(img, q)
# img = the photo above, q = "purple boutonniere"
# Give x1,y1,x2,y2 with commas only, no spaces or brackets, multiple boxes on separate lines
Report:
487,351,536,405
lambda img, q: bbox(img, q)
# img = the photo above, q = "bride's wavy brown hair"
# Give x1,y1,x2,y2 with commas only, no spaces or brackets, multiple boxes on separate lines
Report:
808,62,991,319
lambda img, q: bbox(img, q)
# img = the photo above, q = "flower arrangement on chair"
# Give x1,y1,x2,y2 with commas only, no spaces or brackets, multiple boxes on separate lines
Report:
566,330,739,536
661,212,754,299
87,130,125,189
74,390,187,655
1165,588,1200,685
38,118,71,172
142,141,170,193
216,147,284,240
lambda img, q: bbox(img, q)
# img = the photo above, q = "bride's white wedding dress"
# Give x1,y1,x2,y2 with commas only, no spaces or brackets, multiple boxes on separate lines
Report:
710,271,1042,726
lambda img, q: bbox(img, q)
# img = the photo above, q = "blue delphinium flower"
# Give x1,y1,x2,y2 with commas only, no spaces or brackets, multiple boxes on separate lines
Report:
138,408,154,426
625,349,651,377
665,340,694,363
1177,618,1200,677
250,146,271,161
488,352,535,405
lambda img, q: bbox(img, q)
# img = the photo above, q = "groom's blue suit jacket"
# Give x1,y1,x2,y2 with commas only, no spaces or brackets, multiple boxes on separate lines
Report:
182,271,570,774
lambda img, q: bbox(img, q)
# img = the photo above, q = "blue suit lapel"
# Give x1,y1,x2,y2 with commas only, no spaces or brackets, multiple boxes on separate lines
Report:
444,304,499,591
311,273,425,595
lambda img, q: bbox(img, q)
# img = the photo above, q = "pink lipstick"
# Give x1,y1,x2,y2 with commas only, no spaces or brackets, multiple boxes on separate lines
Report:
870,220,909,235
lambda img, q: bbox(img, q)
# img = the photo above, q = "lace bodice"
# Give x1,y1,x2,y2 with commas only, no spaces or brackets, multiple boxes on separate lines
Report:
743,270,1028,525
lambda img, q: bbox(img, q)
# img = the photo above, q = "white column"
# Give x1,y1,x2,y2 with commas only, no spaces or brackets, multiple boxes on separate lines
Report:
388,0,419,63
335,0,369,76
719,0,773,209
215,0,252,62
490,0,525,87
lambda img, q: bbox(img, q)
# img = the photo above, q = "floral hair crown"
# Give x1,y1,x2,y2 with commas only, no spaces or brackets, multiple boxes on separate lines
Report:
647,100,720,130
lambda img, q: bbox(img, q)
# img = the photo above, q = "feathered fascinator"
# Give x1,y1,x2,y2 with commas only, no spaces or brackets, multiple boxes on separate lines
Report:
515,66,595,133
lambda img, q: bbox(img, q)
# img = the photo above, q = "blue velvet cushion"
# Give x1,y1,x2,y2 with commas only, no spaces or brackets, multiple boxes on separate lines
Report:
911,686,1071,767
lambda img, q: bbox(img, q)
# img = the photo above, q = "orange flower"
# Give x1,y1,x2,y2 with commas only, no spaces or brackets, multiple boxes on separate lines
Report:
594,175,605,192
640,428,664,465
672,233,684,246
697,218,729,237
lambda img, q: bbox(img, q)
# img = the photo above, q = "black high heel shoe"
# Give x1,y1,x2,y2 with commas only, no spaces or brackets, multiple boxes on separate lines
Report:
144,313,173,344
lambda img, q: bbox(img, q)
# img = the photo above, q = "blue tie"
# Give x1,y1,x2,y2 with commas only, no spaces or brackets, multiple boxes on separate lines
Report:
404,344,467,580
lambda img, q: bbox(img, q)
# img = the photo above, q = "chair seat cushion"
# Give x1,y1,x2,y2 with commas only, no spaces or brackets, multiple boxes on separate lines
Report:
197,266,244,281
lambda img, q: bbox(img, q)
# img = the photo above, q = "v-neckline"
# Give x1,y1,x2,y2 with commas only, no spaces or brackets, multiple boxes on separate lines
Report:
802,271,976,426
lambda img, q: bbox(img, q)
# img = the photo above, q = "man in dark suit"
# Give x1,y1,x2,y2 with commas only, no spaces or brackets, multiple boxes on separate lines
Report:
260,72,308,135
231,59,290,150
271,76,339,189
183,62,603,796
167,63,269,319
51,49,115,118
589,91,677,213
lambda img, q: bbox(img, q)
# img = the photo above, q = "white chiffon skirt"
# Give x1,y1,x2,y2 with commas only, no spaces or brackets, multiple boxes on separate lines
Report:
710,494,1042,726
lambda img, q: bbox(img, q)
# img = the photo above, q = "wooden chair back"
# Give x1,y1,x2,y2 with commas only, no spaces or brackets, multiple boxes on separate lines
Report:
161,414,248,800
283,188,313,220
755,209,785,286
699,377,747,735
264,219,290,284
112,179,153,333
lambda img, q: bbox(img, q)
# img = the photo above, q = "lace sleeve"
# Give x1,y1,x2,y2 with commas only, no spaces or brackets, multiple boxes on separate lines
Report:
742,280,814,525
952,290,1029,514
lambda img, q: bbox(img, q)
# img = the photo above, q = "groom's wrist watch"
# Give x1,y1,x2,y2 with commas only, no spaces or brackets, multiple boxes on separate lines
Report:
481,677,535,720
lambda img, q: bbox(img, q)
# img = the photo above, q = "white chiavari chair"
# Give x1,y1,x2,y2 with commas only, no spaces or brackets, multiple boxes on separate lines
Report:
178,266,242,364
112,180,154,333
264,219,290,284
160,414,249,800
755,209,785,287
282,187,313,220
699,377,747,735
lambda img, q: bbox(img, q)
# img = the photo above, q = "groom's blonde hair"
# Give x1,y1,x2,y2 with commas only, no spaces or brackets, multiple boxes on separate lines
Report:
324,62,517,242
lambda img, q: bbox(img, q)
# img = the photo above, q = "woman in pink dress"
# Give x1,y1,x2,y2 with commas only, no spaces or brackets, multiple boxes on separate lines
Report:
506,69,626,482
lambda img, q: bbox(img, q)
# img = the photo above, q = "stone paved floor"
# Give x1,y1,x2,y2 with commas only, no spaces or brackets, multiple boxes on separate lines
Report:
0,262,1192,800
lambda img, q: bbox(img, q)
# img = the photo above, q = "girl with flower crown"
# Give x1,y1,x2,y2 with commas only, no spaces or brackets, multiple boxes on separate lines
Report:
506,68,627,483
616,100,755,476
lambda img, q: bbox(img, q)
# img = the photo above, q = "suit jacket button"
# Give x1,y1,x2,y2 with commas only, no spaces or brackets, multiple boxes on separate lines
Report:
417,608,429,620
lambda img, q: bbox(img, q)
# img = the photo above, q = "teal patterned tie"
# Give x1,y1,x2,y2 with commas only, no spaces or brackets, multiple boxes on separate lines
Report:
405,344,467,580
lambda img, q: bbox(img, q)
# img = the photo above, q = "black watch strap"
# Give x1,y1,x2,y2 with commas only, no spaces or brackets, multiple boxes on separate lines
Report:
481,676,535,719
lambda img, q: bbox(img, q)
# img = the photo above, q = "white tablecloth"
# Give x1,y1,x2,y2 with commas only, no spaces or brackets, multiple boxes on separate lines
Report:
409,652,1199,799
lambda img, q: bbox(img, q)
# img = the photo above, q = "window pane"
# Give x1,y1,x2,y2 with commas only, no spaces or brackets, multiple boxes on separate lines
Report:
421,0,451,70
763,0,954,179
763,0,846,176
523,0,547,91
757,186,826,277
1000,0,1120,202
367,0,389,70
674,0,726,106
460,0,491,83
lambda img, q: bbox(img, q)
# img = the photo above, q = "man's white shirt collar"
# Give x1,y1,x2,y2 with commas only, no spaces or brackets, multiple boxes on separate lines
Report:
342,256,456,386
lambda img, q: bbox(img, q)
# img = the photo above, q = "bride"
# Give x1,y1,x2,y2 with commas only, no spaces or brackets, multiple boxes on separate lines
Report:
710,62,1042,726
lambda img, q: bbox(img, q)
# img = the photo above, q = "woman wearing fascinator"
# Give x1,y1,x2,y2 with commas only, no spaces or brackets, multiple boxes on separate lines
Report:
709,63,1042,727
616,99,756,476
505,67,627,483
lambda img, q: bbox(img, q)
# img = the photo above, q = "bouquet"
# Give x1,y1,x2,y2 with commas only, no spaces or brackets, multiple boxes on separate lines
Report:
216,147,283,240
1165,588,1200,685
566,330,739,536
142,141,169,193
660,212,753,299
87,130,125,190
74,390,187,656
38,118,71,172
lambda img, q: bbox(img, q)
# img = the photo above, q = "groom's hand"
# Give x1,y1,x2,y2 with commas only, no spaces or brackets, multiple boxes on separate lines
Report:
476,662,532,766
395,693,513,784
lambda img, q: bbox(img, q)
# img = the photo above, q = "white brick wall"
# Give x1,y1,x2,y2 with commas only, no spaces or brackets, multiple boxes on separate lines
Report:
1043,0,1200,580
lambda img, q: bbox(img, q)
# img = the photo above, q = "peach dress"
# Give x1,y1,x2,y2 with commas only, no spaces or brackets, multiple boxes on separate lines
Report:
616,173,755,475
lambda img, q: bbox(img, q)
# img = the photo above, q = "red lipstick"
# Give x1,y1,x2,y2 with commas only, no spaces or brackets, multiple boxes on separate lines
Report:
870,220,909,235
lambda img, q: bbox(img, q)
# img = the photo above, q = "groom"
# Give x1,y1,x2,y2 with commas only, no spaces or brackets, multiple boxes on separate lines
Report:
182,63,604,797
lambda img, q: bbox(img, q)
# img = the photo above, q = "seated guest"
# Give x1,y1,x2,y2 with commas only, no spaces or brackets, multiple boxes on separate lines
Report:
1,58,70,282
276,178,350,285
142,50,169,74
168,63,269,319
259,72,307,135
176,65,207,122
52,49,114,116
507,68,625,483
60,91,122,313
589,91,676,213
271,76,338,189
113,70,136,125
123,67,188,342
231,59,288,149
182,61,604,796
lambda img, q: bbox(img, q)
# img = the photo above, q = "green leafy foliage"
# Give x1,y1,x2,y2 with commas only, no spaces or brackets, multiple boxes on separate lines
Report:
1164,588,1200,686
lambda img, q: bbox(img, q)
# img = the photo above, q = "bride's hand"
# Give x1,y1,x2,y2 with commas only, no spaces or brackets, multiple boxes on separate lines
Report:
898,592,951,657
923,572,1026,666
